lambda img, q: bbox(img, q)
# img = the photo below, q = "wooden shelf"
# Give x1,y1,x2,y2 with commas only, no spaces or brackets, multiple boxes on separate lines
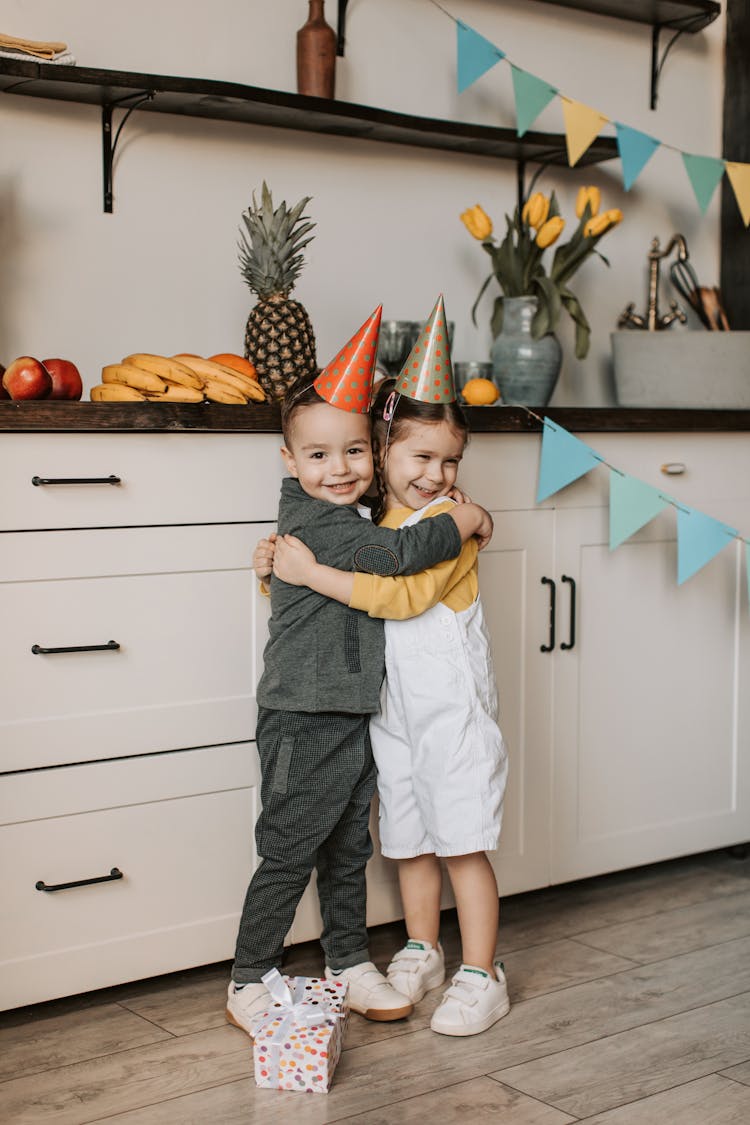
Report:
1,402,748,435
0,59,618,211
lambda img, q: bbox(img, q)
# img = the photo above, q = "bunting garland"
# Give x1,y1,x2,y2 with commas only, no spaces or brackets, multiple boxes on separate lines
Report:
535,414,749,604
435,3,750,225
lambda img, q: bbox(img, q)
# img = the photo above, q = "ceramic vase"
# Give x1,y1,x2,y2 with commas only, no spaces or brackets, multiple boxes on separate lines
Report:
490,296,562,407
296,0,337,99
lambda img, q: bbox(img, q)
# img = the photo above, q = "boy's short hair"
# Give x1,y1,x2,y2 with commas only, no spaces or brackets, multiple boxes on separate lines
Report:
280,376,324,446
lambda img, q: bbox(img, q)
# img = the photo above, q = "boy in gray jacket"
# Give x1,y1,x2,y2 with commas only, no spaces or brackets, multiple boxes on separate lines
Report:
227,323,492,1035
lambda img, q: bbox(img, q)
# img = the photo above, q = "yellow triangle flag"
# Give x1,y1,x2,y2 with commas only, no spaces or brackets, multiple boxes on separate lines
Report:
726,162,750,227
561,97,610,166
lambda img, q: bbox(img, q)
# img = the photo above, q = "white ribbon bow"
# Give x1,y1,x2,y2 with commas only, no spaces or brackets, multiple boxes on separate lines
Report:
250,968,344,1055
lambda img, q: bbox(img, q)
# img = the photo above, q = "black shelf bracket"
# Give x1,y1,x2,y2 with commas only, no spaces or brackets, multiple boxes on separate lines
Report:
337,0,351,56
649,13,707,109
102,89,154,212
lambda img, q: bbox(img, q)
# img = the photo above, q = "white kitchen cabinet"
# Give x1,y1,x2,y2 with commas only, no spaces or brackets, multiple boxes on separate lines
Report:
461,432,750,890
2,423,748,1009
0,431,282,1009
553,502,750,880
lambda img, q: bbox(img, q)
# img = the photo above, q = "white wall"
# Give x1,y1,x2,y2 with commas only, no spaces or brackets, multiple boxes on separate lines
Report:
0,0,725,404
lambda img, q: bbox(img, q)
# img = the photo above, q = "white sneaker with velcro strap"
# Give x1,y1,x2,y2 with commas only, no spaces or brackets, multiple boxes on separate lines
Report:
325,961,414,1021
430,961,510,1036
386,940,446,1002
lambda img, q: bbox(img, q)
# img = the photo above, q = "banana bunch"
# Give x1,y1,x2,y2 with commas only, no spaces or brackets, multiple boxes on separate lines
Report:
89,353,267,404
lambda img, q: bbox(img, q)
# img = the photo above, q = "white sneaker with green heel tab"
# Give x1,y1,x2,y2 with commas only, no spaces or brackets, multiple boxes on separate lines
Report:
386,940,446,1002
430,961,510,1036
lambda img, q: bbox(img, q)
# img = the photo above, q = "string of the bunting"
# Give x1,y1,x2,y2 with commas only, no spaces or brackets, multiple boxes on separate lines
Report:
426,0,750,227
524,407,750,599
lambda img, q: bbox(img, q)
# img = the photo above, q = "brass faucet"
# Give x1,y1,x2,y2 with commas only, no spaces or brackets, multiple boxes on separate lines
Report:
617,235,689,331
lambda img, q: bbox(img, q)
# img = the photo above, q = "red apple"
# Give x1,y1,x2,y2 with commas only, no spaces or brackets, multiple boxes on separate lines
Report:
2,356,53,401
42,358,83,401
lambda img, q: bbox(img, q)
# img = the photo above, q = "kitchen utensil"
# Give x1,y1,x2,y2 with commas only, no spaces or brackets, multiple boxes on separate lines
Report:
669,256,712,329
698,286,730,331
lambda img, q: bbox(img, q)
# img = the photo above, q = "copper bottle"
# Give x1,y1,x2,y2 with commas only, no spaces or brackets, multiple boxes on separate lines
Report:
296,0,336,99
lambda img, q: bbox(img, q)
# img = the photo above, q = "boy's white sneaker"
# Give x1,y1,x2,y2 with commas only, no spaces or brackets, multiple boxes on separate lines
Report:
325,961,414,1021
386,940,446,1002
225,981,272,1037
430,961,510,1037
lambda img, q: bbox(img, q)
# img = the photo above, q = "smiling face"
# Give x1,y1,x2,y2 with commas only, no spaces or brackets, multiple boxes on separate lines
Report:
281,400,374,506
383,418,466,511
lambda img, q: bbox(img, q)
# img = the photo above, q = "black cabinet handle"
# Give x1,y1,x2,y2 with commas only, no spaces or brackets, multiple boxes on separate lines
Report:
540,576,556,652
36,867,123,893
32,640,120,655
560,575,576,650
32,475,121,486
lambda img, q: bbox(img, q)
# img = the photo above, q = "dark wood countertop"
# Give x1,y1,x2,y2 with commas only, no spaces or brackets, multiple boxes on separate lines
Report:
1,402,750,434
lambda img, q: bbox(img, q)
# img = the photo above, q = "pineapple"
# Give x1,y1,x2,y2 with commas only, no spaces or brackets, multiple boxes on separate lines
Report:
238,183,318,400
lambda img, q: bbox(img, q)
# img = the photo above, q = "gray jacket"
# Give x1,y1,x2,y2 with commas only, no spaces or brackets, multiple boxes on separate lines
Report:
257,478,463,714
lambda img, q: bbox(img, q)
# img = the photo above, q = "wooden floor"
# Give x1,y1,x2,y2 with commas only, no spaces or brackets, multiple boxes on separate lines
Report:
2,847,750,1124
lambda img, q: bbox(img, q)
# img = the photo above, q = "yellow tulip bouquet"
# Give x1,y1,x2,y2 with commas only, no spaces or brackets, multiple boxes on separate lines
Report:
461,187,623,359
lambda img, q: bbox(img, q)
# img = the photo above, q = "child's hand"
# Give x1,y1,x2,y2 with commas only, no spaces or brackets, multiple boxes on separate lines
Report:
474,508,494,551
273,534,319,586
253,533,277,580
447,485,472,504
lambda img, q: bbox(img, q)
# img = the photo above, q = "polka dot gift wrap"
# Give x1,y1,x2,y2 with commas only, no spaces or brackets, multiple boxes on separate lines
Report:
251,971,349,1094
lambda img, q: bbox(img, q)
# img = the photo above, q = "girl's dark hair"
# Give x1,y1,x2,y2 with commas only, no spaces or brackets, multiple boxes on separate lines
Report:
280,375,325,446
369,378,469,524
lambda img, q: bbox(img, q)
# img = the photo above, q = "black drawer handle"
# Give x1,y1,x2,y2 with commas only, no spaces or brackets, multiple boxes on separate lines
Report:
36,867,123,893
32,475,121,486
540,576,556,652
560,575,576,651
31,640,120,655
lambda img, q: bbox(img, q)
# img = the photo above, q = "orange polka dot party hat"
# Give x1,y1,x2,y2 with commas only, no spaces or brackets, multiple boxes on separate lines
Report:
313,304,382,413
394,295,456,404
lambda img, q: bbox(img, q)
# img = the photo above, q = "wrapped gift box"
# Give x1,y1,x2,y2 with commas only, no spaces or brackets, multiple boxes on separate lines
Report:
252,971,349,1094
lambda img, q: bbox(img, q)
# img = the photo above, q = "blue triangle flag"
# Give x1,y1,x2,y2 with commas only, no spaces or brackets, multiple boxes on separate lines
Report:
456,21,504,94
676,505,737,585
511,66,558,136
609,471,670,550
681,153,725,214
615,123,661,190
537,419,602,503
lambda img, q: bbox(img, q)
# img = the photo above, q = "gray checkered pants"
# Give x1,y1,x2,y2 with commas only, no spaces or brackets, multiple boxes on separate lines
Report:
232,707,377,982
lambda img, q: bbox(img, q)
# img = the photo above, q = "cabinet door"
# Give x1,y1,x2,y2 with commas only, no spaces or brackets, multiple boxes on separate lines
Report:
478,508,555,896
552,505,750,882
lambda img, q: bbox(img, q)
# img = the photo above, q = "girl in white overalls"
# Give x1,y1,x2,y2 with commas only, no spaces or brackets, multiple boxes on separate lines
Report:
268,302,510,1037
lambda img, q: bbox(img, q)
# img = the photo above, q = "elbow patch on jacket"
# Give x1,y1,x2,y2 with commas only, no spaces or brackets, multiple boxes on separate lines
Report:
353,543,399,576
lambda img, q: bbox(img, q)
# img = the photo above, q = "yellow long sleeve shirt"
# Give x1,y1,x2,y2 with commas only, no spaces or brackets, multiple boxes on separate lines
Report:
349,501,479,620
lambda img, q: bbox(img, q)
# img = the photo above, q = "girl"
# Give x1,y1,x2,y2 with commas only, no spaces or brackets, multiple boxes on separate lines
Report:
259,373,510,1038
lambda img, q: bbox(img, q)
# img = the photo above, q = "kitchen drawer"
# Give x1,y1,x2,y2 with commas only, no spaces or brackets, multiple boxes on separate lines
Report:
0,432,285,530
0,746,258,1009
0,524,272,772
549,433,750,513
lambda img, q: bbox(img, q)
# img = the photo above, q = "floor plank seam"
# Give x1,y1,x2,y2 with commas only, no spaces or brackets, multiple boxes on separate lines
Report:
83,1076,253,1125
569,931,750,969
718,1070,750,1087
113,1002,182,1037
485,1073,583,1119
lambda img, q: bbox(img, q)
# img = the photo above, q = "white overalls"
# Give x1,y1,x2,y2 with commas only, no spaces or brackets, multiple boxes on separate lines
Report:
369,499,508,858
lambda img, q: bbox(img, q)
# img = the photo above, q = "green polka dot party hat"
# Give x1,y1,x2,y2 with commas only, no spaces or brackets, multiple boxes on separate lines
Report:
394,295,456,404
313,305,382,413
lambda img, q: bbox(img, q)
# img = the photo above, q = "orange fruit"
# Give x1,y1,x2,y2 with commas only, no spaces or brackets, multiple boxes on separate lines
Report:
209,353,258,379
461,377,500,406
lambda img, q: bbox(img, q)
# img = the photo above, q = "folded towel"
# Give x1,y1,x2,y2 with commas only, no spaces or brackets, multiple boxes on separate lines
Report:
0,32,68,59
0,47,76,65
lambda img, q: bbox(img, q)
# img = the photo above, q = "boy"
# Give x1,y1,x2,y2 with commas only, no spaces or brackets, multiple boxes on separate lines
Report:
227,309,493,1034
